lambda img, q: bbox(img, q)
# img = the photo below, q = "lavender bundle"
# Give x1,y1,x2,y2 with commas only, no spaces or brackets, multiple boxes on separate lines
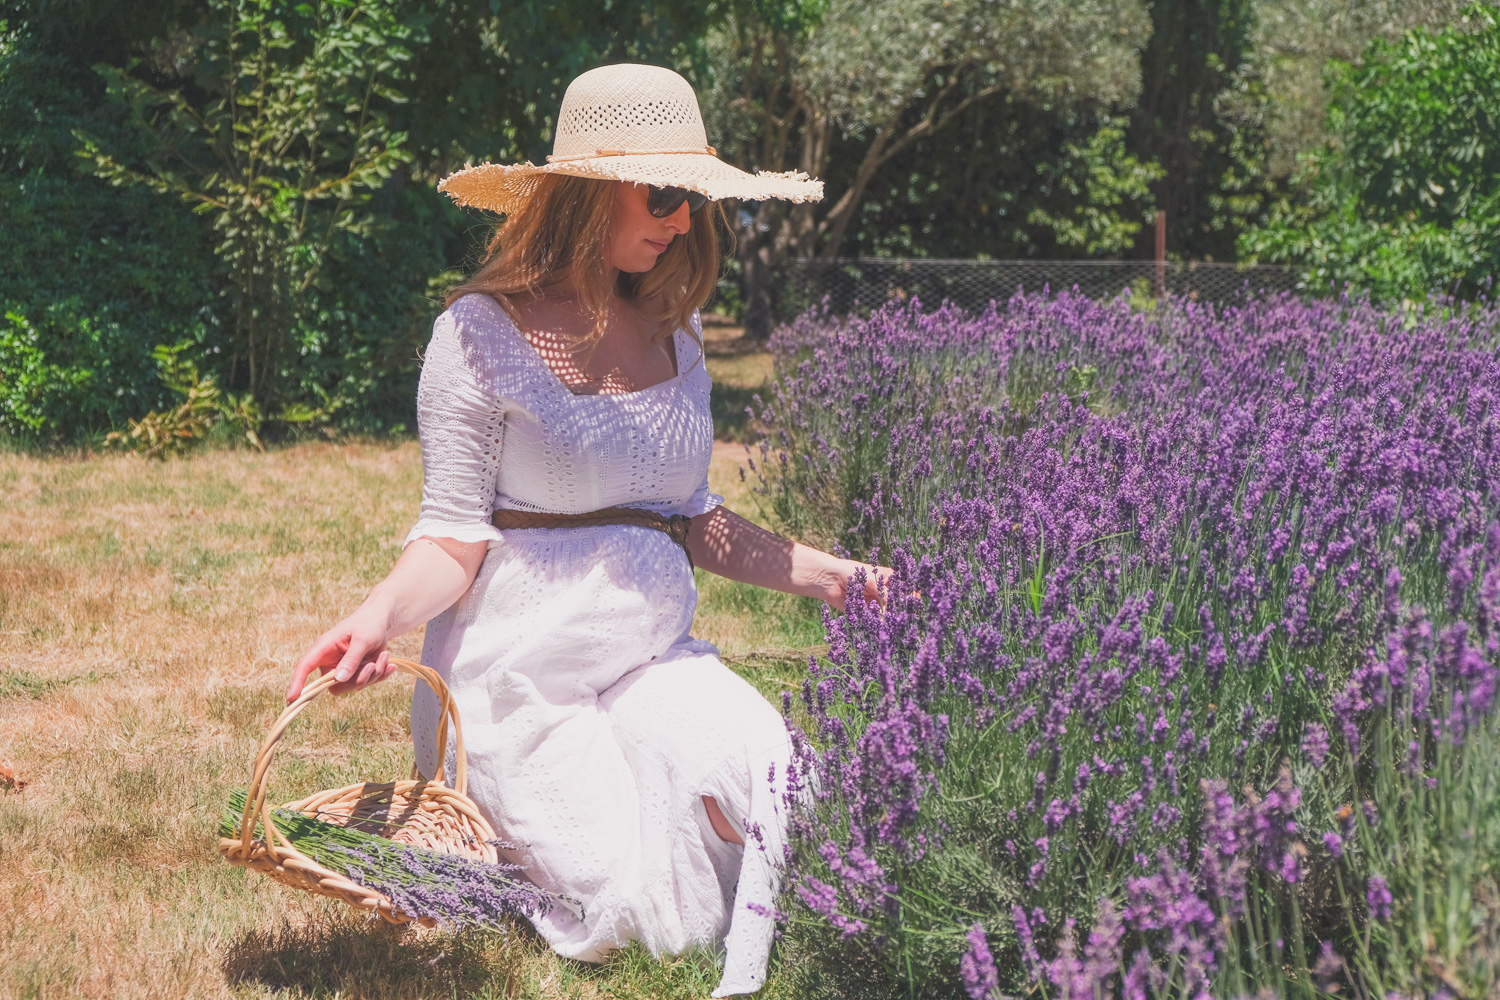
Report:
221,789,552,928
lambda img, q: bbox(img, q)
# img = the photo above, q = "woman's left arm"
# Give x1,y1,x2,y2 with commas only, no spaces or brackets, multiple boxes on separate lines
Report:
687,506,888,611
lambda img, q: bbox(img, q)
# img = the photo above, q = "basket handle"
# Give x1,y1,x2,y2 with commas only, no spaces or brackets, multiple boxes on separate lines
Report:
237,657,466,854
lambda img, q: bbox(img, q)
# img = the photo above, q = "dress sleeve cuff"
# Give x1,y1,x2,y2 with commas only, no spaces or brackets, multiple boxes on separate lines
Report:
402,518,504,550
677,490,725,518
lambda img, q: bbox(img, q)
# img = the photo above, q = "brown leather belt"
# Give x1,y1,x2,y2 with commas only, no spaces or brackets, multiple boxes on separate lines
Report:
491,506,695,568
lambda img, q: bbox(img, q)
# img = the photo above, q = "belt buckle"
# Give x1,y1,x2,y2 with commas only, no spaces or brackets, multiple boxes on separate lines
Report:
664,514,692,549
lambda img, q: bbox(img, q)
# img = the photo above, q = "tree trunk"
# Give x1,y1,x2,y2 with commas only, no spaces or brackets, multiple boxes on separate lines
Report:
739,223,776,341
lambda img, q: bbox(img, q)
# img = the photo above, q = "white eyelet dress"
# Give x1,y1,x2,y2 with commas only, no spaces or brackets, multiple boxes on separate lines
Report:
405,293,790,997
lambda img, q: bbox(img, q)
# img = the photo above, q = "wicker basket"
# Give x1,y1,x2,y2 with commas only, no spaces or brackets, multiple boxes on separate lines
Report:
218,657,495,926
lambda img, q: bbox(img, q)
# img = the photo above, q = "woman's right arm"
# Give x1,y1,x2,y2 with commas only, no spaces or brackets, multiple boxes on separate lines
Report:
285,535,487,702
287,300,510,703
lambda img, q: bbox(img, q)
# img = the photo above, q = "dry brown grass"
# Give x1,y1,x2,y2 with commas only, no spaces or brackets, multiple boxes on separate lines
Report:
0,424,819,1000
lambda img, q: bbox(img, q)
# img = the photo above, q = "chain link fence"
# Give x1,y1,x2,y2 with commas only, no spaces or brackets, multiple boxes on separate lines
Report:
769,258,1302,323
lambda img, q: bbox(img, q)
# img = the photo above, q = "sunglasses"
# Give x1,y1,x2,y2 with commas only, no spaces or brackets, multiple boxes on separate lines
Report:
646,185,708,219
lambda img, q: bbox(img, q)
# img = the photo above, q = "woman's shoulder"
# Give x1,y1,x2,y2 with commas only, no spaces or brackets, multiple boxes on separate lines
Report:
442,292,521,335
426,293,536,394
676,308,709,382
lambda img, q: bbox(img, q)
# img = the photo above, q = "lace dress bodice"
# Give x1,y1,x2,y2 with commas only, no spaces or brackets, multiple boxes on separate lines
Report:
403,292,721,551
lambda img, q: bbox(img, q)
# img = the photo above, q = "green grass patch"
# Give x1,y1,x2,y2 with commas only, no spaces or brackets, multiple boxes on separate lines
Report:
707,351,773,443
0,668,104,700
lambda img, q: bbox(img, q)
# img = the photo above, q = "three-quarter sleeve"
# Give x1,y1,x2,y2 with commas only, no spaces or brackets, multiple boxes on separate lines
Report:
402,310,508,549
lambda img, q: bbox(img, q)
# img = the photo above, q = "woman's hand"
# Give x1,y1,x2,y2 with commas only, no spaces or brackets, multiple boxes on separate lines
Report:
286,597,397,702
284,535,489,703
816,557,895,613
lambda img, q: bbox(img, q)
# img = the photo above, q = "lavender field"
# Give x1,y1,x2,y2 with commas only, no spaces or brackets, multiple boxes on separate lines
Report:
750,292,1500,999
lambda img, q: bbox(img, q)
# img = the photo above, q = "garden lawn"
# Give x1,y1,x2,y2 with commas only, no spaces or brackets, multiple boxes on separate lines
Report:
0,353,825,1000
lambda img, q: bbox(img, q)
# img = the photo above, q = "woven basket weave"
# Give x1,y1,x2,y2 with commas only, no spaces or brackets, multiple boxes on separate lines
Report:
218,658,495,926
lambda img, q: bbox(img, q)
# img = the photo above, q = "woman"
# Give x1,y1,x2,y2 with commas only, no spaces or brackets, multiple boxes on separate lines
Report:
284,64,886,997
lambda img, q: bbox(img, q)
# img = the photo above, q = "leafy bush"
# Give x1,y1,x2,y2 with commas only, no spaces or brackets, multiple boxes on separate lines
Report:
0,1,458,443
104,341,267,458
0,311,94,436
1240,4,1500,301
0,43,217,441
755,293,1500,997
79,0,431,415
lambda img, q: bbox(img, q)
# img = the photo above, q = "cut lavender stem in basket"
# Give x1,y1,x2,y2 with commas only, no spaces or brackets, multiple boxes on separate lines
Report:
221,789,553,928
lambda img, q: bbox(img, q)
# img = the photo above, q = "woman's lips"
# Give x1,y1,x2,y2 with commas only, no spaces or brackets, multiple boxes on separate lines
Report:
645,238,671,254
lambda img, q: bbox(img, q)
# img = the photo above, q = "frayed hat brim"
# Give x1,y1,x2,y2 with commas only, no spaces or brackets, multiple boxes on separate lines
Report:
438,154,823,214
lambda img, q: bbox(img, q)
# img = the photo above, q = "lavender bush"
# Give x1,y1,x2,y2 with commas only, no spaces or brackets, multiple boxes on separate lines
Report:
751,292,1500,998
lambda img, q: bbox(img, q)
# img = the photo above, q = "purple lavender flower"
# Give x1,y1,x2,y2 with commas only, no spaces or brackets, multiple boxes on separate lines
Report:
320,835,550,930
1013,904,1040,968
1322,831,1344,858
1313,941,1347,992
959,923,998,1000
1367,874,1394,921
759,291,1500,994
1301,721,1331,769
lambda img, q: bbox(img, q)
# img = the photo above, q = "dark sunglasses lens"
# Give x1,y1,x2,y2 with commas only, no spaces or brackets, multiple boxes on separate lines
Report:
647,185,707,217
647,185,687,217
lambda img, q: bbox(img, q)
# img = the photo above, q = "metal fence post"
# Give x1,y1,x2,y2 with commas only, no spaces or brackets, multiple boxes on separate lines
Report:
1154,210,1166,300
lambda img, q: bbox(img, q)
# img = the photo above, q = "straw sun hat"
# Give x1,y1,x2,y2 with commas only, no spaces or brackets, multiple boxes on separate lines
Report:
437,63,823,214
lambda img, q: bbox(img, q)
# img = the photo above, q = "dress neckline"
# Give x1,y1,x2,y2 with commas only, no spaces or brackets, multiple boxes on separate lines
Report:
485,294,687,398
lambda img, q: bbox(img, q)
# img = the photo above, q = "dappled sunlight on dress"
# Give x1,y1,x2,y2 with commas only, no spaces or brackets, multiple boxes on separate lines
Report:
404,292,789,997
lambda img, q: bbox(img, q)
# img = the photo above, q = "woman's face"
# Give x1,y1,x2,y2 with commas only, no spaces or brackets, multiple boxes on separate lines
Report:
607,182,692,274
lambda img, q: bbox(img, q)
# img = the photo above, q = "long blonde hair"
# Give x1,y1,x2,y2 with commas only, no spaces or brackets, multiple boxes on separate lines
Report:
446,174,727,366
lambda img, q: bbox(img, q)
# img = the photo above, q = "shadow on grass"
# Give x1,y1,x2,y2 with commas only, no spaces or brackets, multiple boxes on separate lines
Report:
710,382,763,444
222,911,732,999
221,913,526,998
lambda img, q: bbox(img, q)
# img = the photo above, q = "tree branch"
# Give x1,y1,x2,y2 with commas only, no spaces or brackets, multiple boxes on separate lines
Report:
811,69,1007,260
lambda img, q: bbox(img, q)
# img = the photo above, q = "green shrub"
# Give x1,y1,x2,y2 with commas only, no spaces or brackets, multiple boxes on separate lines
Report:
1240,4,1500,301
0,311,90,436
0,44,217,441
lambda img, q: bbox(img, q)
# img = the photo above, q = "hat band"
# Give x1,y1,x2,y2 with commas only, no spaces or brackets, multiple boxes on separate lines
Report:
545,145,718,163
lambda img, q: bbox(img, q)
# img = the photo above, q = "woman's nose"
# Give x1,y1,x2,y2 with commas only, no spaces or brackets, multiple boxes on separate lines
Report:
663,201,691,234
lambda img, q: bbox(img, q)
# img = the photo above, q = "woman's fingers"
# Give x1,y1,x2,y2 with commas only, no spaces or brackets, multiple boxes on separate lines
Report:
332,640,369,684
329,640,374,695
287,633,342,702
353,649,392,691
289,606,395,701
348,658,381,693
327,642,393,696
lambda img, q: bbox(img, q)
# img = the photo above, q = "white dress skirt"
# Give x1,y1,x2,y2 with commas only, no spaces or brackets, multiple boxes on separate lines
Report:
404,293,791,997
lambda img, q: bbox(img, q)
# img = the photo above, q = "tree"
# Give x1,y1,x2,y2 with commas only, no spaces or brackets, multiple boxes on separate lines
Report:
1228,0,1471,176
702,0,1150,337
80,0,422,405
0,0,727,439
389,0,725,171
0,3,219,440
1238,4,1500,301
1128,0,1263,262
837,103,1163,263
